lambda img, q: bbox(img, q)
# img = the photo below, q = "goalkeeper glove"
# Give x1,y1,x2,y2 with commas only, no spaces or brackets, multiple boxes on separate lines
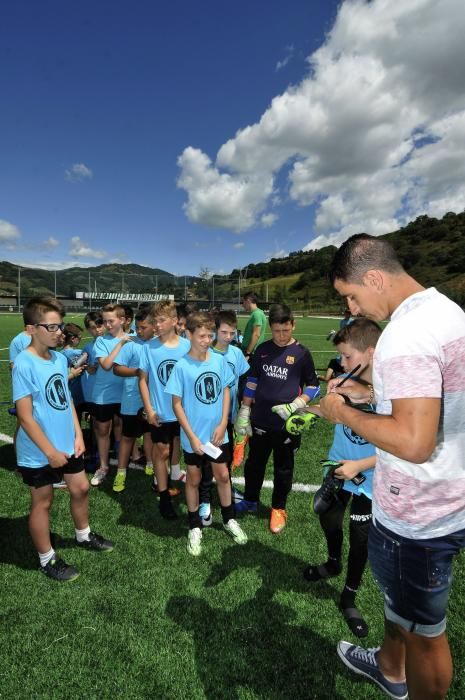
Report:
271,396,307,421
286,411,319,435
234,405,252,437
232,431,249,469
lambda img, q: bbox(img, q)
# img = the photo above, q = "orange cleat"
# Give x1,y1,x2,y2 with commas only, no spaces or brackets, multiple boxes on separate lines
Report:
270,508,287,534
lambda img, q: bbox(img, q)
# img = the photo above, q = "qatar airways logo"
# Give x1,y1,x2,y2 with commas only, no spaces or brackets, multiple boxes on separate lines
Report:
263,364,289,380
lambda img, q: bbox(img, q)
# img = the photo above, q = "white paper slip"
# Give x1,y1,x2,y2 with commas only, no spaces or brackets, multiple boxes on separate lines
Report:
201,441,222,459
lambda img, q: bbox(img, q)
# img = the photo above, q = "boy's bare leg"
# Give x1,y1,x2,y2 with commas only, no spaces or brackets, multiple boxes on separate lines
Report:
29,485,54,553
113,414,122,443
94,419,112,466
185,465,201,512
212,462,231,506
143,432,153,463
152,442,170,491
65,471,90,529
118,436,135,470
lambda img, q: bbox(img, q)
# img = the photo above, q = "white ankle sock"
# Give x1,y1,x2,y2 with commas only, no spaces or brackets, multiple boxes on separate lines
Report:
39,548,55,567
75,526,91,543
171,463,182,479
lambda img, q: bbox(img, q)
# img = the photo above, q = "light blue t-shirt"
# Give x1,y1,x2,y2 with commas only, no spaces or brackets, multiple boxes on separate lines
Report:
92,335,125,405
140,336,190,422
211,344,249,419
328,403,375,499
165,351,235,452
13,350,76,468
9,332,31,364
81,339,98,403
114,338,146,415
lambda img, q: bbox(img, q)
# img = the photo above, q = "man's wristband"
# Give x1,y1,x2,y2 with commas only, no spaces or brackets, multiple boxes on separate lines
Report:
367,384,374,403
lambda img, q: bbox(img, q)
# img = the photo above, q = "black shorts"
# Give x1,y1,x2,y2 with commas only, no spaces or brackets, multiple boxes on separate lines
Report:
91,403,121,422
184,443,231,467
122,413,150,438
150,421,180,445
17,456,84,489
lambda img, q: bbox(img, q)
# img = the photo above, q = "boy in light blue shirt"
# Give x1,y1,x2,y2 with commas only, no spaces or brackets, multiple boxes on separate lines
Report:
165,311,247,556
13,296,113,582
112,309,156,493
90,304,131,487
198,310,249,525
139,300,190,519
9,329,32,368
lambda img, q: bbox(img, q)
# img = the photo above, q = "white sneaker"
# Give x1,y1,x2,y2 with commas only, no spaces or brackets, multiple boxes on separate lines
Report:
90,467,109,487
223,518,248,545
52,480,68,490
171,467,186,482
187,527,203,556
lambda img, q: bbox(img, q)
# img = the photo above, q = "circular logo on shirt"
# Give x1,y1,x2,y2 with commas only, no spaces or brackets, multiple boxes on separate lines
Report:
157,359,176,386
343,425,369,446
45,374,69,411
227,361,235,375
194,372,221,405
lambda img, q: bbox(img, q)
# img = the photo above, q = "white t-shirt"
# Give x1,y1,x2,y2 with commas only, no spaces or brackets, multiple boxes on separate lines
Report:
372,287,465,539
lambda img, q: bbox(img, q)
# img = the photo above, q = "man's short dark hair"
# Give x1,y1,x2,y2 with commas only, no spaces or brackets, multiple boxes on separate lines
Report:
242,291,259,304
215,310,237,329
84,311,103,328
329,233,404,285
135,309,152,323
268,303,293,325
123,304,134,321
333,317,382,352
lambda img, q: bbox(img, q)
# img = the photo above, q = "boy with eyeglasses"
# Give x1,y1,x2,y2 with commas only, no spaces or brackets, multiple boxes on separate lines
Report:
13,296,113,581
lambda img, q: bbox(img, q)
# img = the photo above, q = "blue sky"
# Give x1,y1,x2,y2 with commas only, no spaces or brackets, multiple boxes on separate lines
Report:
1,0,464,276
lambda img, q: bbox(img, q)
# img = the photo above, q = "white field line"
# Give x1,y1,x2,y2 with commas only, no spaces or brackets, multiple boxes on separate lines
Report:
1,434,319,492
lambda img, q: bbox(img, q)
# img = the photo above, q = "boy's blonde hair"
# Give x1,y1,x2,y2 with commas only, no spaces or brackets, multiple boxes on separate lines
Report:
151,300,177,319
102,303,126,318
333,318,381,351
185,311,215,333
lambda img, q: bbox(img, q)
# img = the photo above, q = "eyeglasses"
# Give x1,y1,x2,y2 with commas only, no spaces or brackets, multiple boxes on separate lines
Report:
35,323,65,332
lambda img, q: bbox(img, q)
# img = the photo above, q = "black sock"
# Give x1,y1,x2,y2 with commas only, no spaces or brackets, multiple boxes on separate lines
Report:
188,510,202,530
159,489,170,503
340,585,357,609
221,503,234,524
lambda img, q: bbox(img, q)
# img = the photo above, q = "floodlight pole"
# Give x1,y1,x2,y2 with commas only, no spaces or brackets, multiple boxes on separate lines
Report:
212,276,215,307
88,271,92,311
54,270,57,298
17,266,21,312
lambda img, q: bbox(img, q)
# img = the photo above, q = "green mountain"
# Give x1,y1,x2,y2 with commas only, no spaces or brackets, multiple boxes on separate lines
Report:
1,211,464,310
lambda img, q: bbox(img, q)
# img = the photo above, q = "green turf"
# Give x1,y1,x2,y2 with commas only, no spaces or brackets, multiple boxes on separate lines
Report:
1,314,464,699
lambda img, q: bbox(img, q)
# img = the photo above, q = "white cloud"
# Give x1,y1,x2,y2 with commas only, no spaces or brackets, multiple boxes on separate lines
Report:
276,45,295,72
178,0,465,248
69,236,106,259
261,212,278,227
65,163,93,182
233,241,245,249
0,219,21,242
265,247,288,262
43,236,60,249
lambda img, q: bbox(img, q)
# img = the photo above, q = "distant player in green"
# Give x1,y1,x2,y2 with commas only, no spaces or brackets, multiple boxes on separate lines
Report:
241,291,266,358
165,311,248,556
13,296,113,581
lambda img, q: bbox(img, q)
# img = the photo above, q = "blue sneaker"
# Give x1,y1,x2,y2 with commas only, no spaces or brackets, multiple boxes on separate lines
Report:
234,499,258,516
337,642,408,700
199,502,212,527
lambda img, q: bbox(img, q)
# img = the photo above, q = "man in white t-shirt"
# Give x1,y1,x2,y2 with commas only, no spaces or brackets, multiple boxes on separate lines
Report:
319,233,465,700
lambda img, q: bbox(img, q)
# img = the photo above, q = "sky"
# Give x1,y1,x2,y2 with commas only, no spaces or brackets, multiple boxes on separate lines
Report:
1,0,465,277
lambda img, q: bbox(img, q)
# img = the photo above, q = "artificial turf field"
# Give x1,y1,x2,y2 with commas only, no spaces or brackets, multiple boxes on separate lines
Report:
1,313,464,700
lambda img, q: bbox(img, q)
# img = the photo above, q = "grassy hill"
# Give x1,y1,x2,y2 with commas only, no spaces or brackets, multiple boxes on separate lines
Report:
1,211,464,310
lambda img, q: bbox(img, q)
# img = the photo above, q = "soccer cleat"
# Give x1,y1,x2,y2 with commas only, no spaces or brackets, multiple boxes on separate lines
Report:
199,502,213,527
223,518,248,544
231,487,244,503
285,411,319,436
270,508,287,534
187,527,202,556
40,557,80,582
234,499,258,516
313,465,344,515
337,642,408,700
76,531,114,552
232,432,249,469
340,605,369,639
144,464,154,476
112,471,126,493
90,467,109,487
303,559,342,582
